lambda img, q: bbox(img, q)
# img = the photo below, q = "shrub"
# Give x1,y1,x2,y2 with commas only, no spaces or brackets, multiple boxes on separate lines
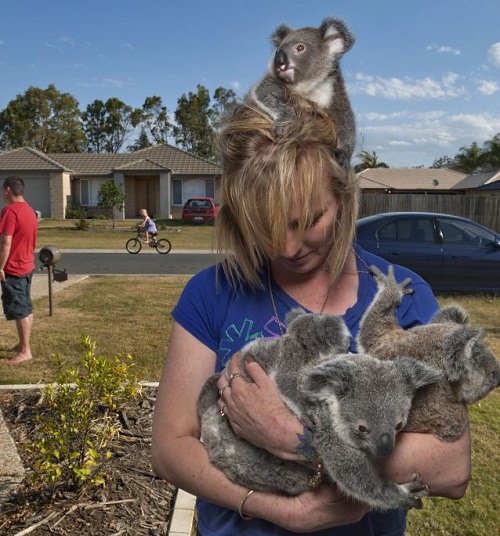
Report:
66,202,87,219
74,218,91,231
29,335,141,490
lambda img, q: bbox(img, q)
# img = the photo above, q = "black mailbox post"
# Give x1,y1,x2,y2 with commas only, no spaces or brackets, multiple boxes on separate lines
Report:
38,245,67,316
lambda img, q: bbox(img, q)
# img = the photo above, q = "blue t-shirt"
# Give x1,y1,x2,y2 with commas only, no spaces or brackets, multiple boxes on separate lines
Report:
172,244,438,536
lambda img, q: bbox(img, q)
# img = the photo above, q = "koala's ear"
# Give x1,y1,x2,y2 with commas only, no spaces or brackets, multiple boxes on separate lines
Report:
271,23,292,47
431,306,469,326
320,18,355,55
393,358,442,391
443,325,483,382
299,359,353,401
285,308,307,326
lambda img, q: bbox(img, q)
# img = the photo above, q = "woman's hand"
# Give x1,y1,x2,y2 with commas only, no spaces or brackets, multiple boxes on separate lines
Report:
249,484,370,532
216,352,306,461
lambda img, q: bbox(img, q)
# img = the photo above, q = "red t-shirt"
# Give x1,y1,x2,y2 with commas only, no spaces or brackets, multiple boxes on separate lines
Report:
0,201,38,276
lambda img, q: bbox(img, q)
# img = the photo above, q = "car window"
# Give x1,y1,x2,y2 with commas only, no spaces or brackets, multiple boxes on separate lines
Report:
377,222,397,241
397,218,435,243
438,218,495,247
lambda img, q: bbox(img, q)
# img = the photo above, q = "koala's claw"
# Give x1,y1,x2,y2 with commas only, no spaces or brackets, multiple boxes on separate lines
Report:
370,265,414,298
399,473,429,509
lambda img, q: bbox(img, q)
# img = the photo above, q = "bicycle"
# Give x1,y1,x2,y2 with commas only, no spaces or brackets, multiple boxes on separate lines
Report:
126,227,172,254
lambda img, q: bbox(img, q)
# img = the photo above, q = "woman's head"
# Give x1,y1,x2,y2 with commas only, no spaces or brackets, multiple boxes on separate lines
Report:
216,99,359,288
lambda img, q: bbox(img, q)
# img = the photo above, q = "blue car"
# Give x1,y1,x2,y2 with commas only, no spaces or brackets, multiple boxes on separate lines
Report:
356,212,500,292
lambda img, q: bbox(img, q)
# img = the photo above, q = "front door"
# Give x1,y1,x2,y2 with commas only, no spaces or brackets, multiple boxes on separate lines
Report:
135,177,156,217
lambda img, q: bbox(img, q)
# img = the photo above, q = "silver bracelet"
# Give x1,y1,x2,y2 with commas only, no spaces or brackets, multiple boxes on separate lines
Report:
238,489,254,521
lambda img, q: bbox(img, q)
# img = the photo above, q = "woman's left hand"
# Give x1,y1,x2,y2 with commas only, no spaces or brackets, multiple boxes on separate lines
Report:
216,352,306,460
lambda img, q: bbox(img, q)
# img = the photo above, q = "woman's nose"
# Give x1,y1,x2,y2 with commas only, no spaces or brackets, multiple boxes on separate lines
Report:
282,231,302,258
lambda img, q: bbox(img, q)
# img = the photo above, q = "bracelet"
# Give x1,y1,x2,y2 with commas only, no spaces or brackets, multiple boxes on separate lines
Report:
238,489,254,521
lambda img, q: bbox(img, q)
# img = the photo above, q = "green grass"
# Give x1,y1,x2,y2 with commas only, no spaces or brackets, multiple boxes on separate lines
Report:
37,218,216,250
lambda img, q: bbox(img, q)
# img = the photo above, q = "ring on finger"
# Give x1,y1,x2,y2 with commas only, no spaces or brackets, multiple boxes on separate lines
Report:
220,405,227,418
228,372,245,386
218,384,230,397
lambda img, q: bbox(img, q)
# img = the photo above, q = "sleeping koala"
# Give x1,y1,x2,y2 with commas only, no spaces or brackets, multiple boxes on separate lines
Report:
357,265,500,441
198,310,441,510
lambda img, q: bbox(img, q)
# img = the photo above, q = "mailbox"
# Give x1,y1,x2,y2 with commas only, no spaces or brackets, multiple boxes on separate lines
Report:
38,245,62,266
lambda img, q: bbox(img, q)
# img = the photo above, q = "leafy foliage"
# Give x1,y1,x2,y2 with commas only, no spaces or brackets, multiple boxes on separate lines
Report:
354,150,390,172
29,335,141,490
97,181,126,228
0,84,85,152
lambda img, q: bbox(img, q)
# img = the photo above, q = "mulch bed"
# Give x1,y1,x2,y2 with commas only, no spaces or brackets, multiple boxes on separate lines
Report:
0,387,177,535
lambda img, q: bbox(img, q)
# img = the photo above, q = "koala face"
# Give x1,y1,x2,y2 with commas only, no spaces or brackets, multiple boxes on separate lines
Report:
270,18,354,85
299,354,441,457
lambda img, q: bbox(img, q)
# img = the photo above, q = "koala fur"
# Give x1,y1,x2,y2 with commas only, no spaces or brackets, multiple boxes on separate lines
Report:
247,17,356,167
198,310,440,510
357,265,500,441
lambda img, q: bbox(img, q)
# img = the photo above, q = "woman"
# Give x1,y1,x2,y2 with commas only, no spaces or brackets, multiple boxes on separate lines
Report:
151,101,470,535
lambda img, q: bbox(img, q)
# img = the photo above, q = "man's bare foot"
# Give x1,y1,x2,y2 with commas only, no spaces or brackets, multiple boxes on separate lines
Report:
8,345,21,352
9,352,33,364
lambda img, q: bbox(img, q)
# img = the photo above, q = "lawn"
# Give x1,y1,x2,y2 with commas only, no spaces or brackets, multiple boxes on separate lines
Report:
0,273,498,534
37,218,216,250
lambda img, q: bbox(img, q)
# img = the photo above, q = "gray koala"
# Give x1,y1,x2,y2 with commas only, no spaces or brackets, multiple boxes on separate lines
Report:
247,17,356,167
357,265,500,441
198,310,441,510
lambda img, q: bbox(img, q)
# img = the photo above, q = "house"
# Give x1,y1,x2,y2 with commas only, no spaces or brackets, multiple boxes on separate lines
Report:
0,144,221,219
357,168,467,194
451,170,500,195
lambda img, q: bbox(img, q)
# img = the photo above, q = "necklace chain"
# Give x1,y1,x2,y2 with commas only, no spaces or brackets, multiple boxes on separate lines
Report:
267,247,372,336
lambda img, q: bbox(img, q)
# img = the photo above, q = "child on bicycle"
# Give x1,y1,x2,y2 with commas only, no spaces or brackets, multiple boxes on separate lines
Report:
138,209,157,243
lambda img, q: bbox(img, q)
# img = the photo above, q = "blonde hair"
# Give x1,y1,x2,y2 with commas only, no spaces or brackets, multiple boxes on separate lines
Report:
216,98,359,289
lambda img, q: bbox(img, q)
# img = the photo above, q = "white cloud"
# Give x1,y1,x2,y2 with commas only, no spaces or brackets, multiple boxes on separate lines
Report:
363,111,407,121
121,42,135,50
426,43,461,56
44,42,63,53
388,140,412,146
60,36,75,46
487,43,500,67
0,40,4,46
231,81,241,90
354,72,465,100
475,79,499,95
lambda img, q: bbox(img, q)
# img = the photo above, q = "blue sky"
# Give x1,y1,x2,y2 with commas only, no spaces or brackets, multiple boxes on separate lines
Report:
1,0,499,167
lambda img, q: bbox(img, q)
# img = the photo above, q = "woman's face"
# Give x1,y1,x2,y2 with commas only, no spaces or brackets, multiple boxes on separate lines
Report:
273,176,338,275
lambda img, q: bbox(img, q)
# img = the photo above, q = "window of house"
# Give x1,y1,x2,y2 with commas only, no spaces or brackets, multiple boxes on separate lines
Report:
173,179,182,205
80,179,89,205
205,180,215,199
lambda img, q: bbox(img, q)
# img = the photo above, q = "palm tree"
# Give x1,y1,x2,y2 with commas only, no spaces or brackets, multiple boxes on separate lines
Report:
482,133,500,171
354,150,390,173
453,142,483,174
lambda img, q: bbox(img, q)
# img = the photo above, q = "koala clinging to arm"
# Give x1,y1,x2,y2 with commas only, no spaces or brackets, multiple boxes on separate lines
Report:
357,265,500,441
198,309,441,510
247,17,356,167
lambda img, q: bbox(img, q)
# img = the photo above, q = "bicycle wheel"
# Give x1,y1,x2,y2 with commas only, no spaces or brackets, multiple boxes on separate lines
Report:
155,238,172,254
126,238,142,254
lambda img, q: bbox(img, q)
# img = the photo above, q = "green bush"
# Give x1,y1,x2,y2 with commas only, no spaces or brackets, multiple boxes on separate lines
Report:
65,202,87,219
74,218,91,231
29,335,141,490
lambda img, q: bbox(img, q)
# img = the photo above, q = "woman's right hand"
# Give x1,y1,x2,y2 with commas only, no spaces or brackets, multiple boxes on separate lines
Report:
263,484,370,533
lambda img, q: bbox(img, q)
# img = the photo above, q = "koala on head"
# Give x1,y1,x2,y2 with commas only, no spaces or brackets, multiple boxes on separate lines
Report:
247,17,356,167
198,309,440,510
357,265,500,441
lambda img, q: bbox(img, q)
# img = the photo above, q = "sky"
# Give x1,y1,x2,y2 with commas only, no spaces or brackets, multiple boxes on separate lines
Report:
0,0,499,168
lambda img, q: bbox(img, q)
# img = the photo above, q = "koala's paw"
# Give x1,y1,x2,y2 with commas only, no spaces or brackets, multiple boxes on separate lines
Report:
370,265,413,301
398,473,429,510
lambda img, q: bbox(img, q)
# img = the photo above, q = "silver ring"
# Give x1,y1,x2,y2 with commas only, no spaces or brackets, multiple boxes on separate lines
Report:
228,372,245,386
219,384,230,397
220,405,226,418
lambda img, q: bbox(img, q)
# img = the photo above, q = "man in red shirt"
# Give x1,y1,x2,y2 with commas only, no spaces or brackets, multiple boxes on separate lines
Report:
0,176,38,363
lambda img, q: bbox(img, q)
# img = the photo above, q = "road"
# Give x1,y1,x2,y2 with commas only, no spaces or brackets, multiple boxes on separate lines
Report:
35,251,217,275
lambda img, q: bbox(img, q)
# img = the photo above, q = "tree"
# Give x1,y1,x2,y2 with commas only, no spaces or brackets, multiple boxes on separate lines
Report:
482,133,500,171
453,142,484,174
127,129,152,152
354,150,390,173
81,98,134,153
130,96,172,148
97,181,125,229
0,84,85,152
430,155,455,169
173,85,237,161
81,100,108,153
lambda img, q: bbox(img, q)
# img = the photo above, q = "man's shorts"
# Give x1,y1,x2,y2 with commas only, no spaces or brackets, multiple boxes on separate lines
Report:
1,271,34,320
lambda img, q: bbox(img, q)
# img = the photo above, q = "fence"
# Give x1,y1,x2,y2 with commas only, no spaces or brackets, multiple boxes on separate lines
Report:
359,194,500,233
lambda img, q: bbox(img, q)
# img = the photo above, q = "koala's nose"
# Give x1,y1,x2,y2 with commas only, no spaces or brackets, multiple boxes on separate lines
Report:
376,433,394,457
274,50,288,69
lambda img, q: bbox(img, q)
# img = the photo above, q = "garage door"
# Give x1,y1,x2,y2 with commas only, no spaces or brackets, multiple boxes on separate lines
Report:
22,178,51,217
